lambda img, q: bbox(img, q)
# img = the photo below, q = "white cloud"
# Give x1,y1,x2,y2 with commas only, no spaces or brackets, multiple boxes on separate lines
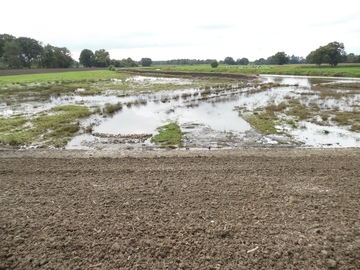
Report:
2,0,360,61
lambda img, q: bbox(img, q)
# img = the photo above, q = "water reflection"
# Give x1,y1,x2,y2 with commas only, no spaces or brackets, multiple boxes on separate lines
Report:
2,74,360,149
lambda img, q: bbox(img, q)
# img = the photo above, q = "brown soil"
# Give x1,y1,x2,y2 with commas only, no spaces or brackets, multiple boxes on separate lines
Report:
0,148,359,269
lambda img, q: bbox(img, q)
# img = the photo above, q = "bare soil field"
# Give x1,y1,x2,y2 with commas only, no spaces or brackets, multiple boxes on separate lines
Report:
0,148,359,269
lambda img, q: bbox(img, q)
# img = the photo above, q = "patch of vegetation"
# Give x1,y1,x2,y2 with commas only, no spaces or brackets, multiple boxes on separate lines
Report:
151,122,183,148
285,100,311,120
350,124,360,132
103,102,123,114
331,111,360,126
242,111,278,134
0,105,92,147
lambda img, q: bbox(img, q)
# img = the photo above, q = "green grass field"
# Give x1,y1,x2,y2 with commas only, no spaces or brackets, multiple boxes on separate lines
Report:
0,70,128,85
136,63,360,78
1,64,359,86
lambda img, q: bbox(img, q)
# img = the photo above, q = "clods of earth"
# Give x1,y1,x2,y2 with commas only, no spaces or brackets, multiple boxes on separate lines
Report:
0,148,359,269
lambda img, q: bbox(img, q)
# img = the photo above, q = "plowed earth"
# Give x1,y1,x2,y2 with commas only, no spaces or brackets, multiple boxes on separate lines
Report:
0,148,359,269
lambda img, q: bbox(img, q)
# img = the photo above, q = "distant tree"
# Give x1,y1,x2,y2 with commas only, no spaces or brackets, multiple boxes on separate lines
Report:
2,40,22,68
265,56,274,65
94,49,110,67
272,52,289,65
289,55,305,64
346,53,358,63
307,42,345,67
110,59,120,67
40,45,73,68
236,58,249,65
253,58,266,65
41,44,56,68
0,34,16,58
211,60,219,68
326,41,345,67
224,56,235,65
140,57,152,67
79,49,95,67
306,47,327,66
54,47,73,68
17,37,43,68
121,57,138,67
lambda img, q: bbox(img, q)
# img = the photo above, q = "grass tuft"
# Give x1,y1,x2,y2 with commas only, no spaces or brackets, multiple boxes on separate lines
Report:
151,122,183,147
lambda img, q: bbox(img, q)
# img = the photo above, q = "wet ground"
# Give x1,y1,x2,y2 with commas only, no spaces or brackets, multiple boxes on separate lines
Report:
1,74,360,150
67,75,360,150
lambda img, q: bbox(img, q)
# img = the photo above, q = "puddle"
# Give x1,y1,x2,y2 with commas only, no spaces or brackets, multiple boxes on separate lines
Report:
1,75,360,150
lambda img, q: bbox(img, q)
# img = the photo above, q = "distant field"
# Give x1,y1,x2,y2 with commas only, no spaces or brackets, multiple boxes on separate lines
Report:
0,68,106,77
1,64,359,81
0,69,125,85
136,63,360,78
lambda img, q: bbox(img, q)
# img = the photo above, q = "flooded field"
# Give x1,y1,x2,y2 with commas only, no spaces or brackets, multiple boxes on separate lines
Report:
1,74,359,150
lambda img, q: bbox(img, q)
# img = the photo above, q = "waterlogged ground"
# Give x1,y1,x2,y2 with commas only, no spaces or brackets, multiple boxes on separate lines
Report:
1,74,360,150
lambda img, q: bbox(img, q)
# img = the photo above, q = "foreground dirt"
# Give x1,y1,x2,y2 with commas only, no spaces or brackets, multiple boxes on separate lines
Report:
0,148,359,269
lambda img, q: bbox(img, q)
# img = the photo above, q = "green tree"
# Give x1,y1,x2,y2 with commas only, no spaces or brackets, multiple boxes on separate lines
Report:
307,42,345,67
54,47,73,68
94,49,110,67
307,46,328,66
17,37,43,68
346,53,358,63
210,60,219,68
2,40,23,68
326,41,344,67
272,52,289,65
41,44,56,68
0,34,16,58
119,57,138,67
254,58,266,65
224,56,235,65
265,56,274,65
140,57,152,66
236,58,249,65
79,49,95,67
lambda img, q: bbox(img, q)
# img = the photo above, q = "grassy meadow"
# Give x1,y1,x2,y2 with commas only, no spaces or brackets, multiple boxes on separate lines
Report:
135,63,360,78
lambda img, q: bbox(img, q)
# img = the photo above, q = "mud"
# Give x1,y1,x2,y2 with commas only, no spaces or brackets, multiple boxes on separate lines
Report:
0,148,359,269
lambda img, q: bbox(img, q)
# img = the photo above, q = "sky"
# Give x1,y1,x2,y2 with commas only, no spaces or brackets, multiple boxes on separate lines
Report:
2,0,360,62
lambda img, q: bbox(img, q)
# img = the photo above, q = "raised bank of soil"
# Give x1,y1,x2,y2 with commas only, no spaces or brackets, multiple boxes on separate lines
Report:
0,148,359,269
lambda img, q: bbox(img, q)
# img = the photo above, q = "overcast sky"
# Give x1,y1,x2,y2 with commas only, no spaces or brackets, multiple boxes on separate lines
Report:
2,0,360,62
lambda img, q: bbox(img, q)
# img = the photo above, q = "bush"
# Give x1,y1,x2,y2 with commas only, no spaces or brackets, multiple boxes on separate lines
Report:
211,60,219,68
103,102,123,114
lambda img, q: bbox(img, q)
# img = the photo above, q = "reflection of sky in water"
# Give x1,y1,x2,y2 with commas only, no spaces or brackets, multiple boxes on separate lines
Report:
95,98,250,134
291,122,360,148
2,75,360,148
262,75,360,87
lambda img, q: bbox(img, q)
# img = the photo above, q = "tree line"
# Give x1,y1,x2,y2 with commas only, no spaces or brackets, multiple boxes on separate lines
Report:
0,34,73,69
78,49,154,68
0,34,147,69
1,34,360,69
